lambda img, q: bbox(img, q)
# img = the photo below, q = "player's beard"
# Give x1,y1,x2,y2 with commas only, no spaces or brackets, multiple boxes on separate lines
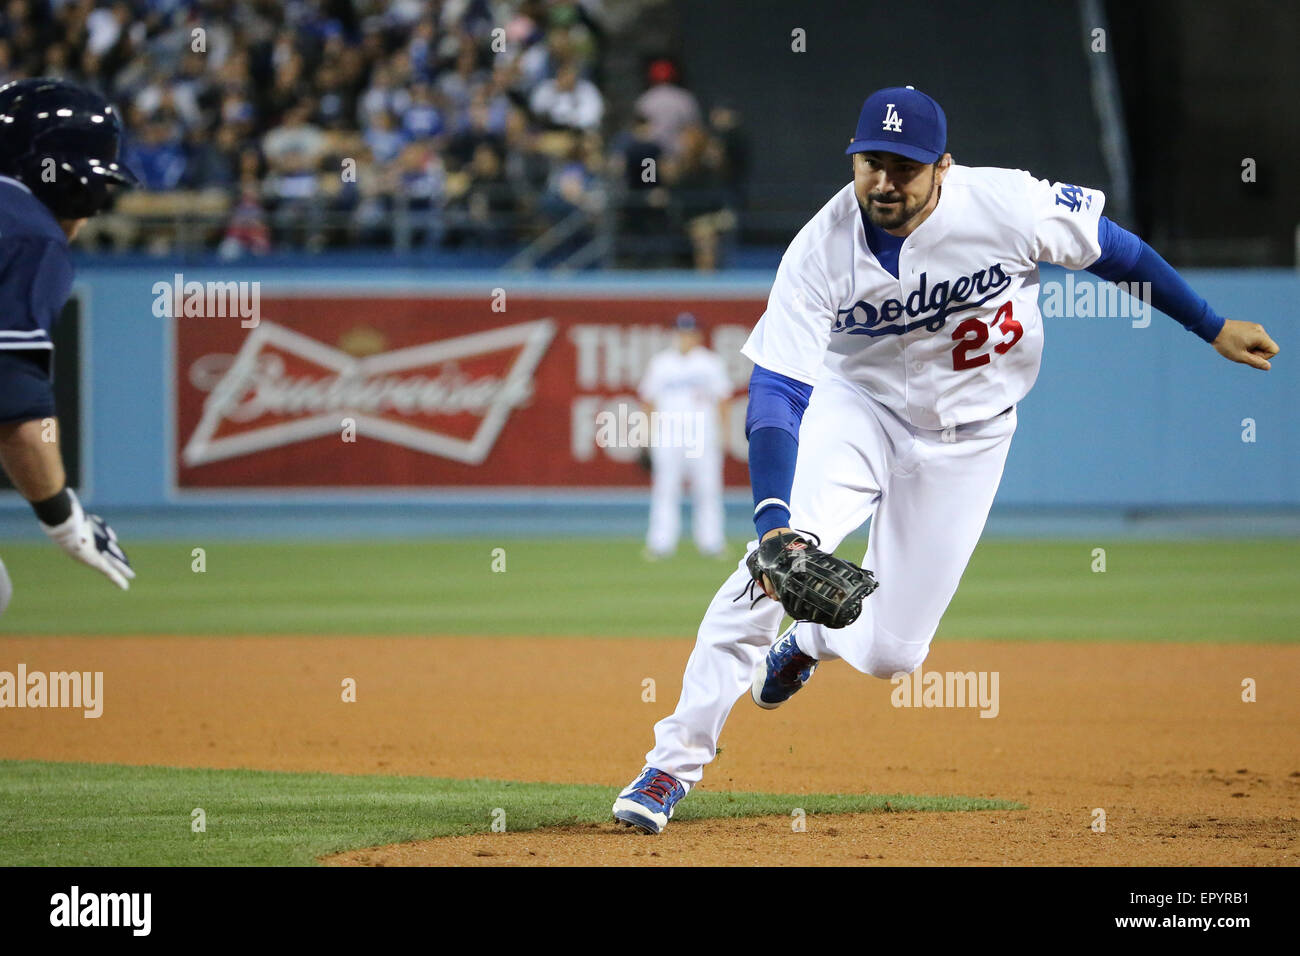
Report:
861,168,938,231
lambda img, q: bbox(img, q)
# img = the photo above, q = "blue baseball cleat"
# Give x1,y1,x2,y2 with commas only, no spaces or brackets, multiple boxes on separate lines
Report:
751,625,819,709
612,767,687,834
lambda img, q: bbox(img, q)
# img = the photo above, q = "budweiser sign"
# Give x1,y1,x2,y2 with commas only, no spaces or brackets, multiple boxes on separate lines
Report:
181,317,555,468
172,294,759,490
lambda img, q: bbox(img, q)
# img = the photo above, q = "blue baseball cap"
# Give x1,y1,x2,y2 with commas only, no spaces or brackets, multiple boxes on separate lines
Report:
674,312,698,331
845,86,947,164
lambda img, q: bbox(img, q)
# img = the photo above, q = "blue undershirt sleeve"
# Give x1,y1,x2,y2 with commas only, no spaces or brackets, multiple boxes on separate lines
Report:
746,365,813,537
1087,216,1226,343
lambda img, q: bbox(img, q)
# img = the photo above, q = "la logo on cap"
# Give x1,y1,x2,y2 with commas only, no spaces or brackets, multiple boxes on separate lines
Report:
882,103,902,132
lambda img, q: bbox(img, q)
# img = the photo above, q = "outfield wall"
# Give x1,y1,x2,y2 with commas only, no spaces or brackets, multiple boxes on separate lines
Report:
2,263,1296,537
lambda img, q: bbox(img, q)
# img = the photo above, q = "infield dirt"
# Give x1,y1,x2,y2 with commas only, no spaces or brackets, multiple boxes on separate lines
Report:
1,636,1296,865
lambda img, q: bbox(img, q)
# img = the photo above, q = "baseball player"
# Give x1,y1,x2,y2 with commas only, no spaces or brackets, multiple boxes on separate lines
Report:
612,86,1280,834
0,79,138,616
638,312,734,559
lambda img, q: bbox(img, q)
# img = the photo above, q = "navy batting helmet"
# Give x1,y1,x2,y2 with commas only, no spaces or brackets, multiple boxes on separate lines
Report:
0,78,137,219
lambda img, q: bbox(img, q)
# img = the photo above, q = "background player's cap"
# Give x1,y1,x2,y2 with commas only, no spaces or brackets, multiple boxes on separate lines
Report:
845,86,947,164
674,312,698,331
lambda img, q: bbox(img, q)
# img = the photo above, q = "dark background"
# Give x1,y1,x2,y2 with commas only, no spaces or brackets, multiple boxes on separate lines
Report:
1106,0,1299,264
651,0,1297,264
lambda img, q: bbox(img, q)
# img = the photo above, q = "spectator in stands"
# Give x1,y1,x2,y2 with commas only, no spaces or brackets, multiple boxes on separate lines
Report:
235,146,264,188
610,110,672,263
441,0,497,40
534,6,602,84
708,103,749,208
446,85,507,169
495,1,547,82
40,41,74,81
183,123,241,192
541,133,602,225
359,62,412,130
220,89,256,140
395,141,448,248
446,141,516,247
529,62,602,132
406,16,440,79
219,176,272,259
125,110,187,191
436,36,488,119
363,109,408,165
1,0,725,260
668,124,737,271
615,111,664,192
1,4,41,76
262,102,328,249
513,25,577,94
134,69,204,131
531,131,604,263
348,155,392,247
85,1,131,59
262,98,326,162
313,59,355,130
89,1,143,83
634,58,701,158
403,81,446,141
502,103,551,209
158,54,210,129
265,43,313,124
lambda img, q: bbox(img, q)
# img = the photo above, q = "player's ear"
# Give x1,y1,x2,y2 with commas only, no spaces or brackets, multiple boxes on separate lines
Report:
933,152,954,183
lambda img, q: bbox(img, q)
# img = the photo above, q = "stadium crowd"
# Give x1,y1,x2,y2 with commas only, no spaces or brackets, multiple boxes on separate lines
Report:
0,0,747,267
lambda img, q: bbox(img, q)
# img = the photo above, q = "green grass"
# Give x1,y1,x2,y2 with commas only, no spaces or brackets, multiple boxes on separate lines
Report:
0,760,1019,866
943,538,1300,642
0,538,1296,641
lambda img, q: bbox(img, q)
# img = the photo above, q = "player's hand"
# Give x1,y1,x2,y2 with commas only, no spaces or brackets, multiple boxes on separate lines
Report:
746,529,877,628
40,490,135,590
1213,319,1279,370
757,526,795,599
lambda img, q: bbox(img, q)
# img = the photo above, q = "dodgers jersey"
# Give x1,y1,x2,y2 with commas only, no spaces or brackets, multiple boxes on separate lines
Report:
0,175,75,367
742,164,1106,430
639,345,733,417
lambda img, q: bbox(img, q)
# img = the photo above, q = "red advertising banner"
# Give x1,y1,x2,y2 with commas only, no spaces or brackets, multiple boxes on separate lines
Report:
173,295,765,489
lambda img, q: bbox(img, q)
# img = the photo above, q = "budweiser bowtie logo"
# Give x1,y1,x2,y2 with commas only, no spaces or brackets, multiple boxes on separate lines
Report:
181,319,556,466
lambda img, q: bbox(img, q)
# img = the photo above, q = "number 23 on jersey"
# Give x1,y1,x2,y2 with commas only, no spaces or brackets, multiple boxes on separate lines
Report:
950,301,1023,371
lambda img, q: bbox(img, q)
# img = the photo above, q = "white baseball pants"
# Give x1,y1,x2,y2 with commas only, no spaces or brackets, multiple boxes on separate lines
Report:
646,438,725,556
645,372,1017,787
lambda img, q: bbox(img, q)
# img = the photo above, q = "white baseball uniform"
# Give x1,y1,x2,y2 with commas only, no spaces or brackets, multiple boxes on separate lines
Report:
638,344,734,557
647,165,1107,786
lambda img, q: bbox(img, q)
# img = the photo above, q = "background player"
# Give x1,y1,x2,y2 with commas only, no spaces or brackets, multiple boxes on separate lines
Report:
612,85,1280,834
0,79,138,615
637,312,734,560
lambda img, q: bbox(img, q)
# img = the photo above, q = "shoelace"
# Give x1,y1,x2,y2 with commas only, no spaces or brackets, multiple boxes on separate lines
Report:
733,577,766,610
640,773,679,806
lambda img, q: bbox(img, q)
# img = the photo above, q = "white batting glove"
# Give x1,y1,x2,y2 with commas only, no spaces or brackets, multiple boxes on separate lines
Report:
40,489,135,590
